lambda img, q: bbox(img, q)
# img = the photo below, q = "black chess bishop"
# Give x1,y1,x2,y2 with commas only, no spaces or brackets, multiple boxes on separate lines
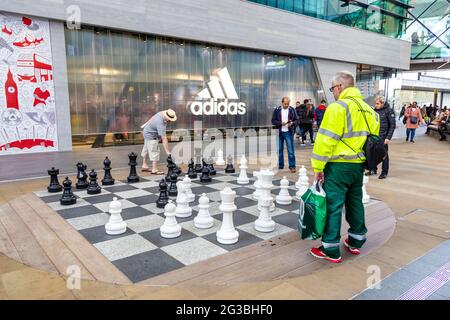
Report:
168,172,178,197
87,169,102,195
101,157,115,185
75,162,89,189
187,158,197,179
60,177,77,205
47,167,62,193
156,179,170,209
127,152,140,183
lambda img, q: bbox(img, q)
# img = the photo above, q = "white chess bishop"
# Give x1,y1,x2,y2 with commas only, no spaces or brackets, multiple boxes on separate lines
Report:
216,149,226,166
216,187,239,244
237,155,249,184
362,175,370,204
183,176,195,203
296,165,309,198
175,181,192,218
276,176,292,205
105,197,127,235
194,193,214,229
255,169,275,232
160,201,181,238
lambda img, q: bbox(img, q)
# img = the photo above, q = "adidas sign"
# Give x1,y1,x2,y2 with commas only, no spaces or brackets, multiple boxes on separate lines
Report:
189,67,247,116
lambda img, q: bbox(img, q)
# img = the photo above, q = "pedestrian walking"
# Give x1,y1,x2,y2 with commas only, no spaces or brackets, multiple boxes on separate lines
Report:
405,102,424,143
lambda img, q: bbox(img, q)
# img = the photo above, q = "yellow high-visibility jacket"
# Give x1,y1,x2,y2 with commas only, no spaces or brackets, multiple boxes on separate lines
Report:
311,87,380,172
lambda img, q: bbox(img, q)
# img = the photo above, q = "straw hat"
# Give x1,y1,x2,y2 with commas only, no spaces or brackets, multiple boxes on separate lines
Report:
164,109,177,122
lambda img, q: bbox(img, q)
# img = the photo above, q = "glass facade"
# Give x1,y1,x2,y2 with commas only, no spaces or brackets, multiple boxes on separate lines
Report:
65,26,322,146
249,0,412,38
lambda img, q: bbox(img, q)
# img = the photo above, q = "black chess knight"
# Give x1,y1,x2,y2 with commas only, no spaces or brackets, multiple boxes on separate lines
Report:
101,157,115,185
75,162,89,189
187,158,197,179
60,177,77,205
127,152,140,183
87,169,102,195
156,179,170,209
225,154,235,173
168,172,178,197
47,167,62,193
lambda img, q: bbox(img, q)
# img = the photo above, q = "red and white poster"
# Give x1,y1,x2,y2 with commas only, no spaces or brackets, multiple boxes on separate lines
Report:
0,12,58,155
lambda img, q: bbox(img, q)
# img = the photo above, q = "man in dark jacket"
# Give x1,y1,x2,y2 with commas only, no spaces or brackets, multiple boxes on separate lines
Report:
272,97,299,173
366,96,396,179
297,99,315,144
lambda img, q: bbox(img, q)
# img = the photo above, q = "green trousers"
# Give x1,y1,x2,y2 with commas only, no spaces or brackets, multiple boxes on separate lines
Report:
321,162,367,259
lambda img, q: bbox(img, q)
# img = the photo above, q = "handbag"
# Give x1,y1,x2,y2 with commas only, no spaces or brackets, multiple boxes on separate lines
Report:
410,115,418,124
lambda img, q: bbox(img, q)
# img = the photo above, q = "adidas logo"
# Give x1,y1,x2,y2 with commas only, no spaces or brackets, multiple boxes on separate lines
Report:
189,67,247,116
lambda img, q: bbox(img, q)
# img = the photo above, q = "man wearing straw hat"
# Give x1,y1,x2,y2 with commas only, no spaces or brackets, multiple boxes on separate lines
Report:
140,109,177,174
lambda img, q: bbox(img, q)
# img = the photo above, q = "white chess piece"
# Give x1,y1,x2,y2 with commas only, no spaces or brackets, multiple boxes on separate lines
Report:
175,181,192,218
216,149,225,166
194,193,214,229
237,155,249,184
160,201,181,238
255,170,275,232
276,176,292,205
257,169,275,212
183,176,195,203
296,166,310,198
216,187,239,244
105,197,127,235
362,175,370,204
252,170,262,200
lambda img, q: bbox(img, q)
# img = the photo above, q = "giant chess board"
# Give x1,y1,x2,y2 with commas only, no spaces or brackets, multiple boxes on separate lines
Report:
35,171,301,283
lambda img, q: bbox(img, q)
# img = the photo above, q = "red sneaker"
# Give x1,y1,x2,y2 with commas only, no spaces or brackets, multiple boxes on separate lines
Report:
344,238,361,255
310,246,342,263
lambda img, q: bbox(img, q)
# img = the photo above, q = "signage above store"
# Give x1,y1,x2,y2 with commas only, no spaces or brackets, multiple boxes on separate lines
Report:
189,67,246,116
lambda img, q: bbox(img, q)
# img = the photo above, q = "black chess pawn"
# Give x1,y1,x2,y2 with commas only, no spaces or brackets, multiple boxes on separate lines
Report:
156,179,170,209
75,162,89,189
47,167,62,193
187,158,197,179
207,157,216,176
127,152,140,183
102,157,115,185
168,172,178,197
225,155,235,173
200,165,212,183
194,148,202,173
87,169,102,195
60,177,77,205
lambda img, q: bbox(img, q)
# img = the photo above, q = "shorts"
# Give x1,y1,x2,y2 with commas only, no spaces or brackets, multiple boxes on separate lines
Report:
141,139,160,161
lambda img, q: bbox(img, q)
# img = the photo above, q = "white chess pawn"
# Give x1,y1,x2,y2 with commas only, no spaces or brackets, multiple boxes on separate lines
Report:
194,193,214,229
175,181,192,218
216,187,239,244
105,197,127,235
237,155,249,184
296,166,310,198
216,149,225,166
362,175,370,204
252,170,262,200
295,165,308,189
255,170,275,232
182,176,195,203
276,176,292,205
160,201,181,238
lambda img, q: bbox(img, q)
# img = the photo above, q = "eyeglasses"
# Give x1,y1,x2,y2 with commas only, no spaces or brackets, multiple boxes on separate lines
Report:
329,84,341,92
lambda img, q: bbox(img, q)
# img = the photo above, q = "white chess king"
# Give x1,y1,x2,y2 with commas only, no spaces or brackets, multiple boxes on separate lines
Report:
105,197,127,235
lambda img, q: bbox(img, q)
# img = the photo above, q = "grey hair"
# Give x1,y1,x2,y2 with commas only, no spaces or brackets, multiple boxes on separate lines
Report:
333,71,355,89
375,95,386,103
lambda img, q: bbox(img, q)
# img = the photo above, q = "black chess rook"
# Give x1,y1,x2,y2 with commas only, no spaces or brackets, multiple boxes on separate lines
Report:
47,167,62,193
102,157,115,185
87,169,102,195
156,179,170,208
127,152,140,183
75,162,89,189
60,177,77,205
168,172,178,197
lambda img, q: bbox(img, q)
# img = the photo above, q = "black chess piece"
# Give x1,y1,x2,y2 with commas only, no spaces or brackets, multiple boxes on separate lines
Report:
194,148,202,173
156,179,170,209
174,164,182,176
87,169,102,195
187,158,197,179
225,154,235,173
168,172,178,197
60,177,77,205
101,157,115,185
127,152,140,183
200,164,212,183
47,167,62,193
207,157,216,176
166,155,176,180
75,162,89,189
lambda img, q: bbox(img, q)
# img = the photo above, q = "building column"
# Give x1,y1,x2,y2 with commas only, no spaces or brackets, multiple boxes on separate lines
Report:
49,20,72,152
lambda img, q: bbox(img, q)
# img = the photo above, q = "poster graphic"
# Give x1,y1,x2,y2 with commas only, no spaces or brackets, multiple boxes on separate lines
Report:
0,12,58,155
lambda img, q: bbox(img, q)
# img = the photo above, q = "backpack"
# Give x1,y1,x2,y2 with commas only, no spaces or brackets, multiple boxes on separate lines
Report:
340,98,386,171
